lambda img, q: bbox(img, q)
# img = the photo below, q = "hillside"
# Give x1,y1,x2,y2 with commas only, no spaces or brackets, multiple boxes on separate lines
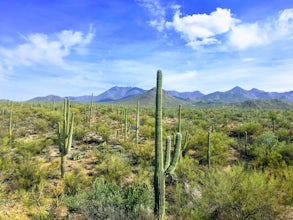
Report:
199,86,293,103
25,86,293,105
167,90,204,99
28,95,64,102
118,88,191,106
95,86,145,102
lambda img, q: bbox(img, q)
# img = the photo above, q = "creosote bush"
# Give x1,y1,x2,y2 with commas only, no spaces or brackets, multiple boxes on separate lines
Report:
63,179,154,220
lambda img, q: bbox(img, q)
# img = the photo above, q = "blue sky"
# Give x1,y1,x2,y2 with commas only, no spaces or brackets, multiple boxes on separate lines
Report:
0,0,292,100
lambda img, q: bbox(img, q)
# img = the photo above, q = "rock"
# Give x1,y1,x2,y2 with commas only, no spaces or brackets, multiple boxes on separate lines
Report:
83,132,104,144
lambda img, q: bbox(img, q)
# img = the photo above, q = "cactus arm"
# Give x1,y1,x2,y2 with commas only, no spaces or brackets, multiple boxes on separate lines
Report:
66,112,74,154
178,104,181,133
164,136,171,171
166,133,182,174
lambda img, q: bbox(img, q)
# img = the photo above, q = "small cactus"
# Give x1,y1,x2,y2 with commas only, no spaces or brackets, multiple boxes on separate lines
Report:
207,130,211,169
9,110,13,145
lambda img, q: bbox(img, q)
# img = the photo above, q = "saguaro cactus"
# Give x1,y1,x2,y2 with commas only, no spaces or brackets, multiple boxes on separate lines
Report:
244,131,248,155
124,109,128,140
207,130,211,169
154,69,165,219
154,70,185,219
136,101,140,147
57,98,74,178
9,110,13,145
89,93,94,129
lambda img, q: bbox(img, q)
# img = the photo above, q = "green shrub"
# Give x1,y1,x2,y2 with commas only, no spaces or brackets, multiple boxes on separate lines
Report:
63,168,90,196
249,132,285,168
12,159,47,191
63,179,153,219
171,166,282,219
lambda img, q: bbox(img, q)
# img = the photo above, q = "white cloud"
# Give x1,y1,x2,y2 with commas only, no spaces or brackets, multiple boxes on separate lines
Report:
277,8,293,38
164,7,293,51
136,0,166,31
0,28,95,73
228,23,269,50
166,8,236,49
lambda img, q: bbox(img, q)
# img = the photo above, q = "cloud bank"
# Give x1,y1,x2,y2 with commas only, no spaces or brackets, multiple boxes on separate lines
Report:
0,27,95,77
140,2,293,51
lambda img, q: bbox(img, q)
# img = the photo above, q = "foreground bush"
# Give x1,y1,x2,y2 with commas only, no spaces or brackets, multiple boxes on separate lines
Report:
170,165,292,219
63,179,154,219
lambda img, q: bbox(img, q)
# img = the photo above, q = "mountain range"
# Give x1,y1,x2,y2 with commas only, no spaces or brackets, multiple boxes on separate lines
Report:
27,86,293,107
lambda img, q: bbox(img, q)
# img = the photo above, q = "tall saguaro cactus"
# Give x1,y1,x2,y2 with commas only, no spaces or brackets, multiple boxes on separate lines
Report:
124,109,128,140
57,98,74,178
9,110,13,145
154,70,165,219
136,101,140,147
89,93,94,129
154,70,185,219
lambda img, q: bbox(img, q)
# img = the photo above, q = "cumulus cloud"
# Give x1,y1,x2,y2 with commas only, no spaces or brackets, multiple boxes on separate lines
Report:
0,27,95,72
166,8,237,49
163,7,293,51
228,23,269,50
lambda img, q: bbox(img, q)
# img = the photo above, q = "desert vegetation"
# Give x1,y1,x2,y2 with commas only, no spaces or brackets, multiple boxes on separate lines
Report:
0,71,292,219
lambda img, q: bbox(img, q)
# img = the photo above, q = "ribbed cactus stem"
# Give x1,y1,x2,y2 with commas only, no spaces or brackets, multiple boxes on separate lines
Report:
9,110,13,145
181,130,190,158
124,109,128,140
207,130,211,169
57,98,74,178
154,69,165,220
166,133,182,174
244,131,248,155
89,93,94,128
136,101,140,147
164,136,171,171
178,104,182,133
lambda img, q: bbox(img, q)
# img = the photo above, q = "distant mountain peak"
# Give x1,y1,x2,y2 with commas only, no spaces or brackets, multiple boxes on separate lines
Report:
26,86,293,104
229,86,246,92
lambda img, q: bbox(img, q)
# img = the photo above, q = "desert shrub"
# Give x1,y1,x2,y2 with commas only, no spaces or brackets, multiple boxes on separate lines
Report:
171,166,282,219
34,118,49,134
192,129,234,166
249,132,285,168
176,156,199,183
97,153,132,185
63,179,153,219
11,159,48,191
63,168,90,196
279,144,293,165
96,123,111,142
15,138,53,158
74,125,89,141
